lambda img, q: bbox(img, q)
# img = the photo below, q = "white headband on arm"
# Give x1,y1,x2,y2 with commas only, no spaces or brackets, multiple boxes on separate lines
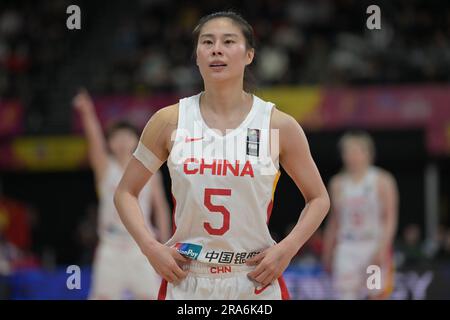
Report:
133,141,164,174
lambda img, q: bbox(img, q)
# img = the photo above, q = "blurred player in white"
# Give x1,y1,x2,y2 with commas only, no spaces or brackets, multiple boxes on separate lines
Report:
114,11,330,300
323,131,399,299
73,90,171,299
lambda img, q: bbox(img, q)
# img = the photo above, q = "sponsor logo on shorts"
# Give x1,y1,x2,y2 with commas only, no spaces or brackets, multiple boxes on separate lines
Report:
203,250,260,264
175,243,202,260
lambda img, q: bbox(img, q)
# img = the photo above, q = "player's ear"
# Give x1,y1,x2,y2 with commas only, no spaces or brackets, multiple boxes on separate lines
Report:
195,47,199,66
246,48,254,66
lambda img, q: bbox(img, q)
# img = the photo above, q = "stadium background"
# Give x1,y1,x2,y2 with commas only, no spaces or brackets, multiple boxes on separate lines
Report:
0,0,449,299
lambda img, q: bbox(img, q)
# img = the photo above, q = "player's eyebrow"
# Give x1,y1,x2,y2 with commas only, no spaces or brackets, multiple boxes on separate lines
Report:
199,33,239,38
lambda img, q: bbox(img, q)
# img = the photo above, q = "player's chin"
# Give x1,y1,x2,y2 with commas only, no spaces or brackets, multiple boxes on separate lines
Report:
205,72,230,81
206,72,242,85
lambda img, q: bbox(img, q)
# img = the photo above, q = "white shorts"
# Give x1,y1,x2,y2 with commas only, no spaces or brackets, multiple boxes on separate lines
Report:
89,239,161,299
333,241,394,299
157,261,290,300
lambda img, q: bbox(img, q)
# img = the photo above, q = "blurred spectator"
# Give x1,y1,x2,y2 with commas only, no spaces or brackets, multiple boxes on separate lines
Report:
434,226,450,261
0,192,40,272
75,203,98,265
0,194,24,299
396,224,426,267
256,43,290,84
0,195,32,251
137,47,171,90
0,233,16,299
0,233,20,276
0,9,23,37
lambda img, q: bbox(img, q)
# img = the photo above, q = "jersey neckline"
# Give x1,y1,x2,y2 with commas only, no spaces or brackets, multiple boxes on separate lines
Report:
343,166,376,187
195,92,258,140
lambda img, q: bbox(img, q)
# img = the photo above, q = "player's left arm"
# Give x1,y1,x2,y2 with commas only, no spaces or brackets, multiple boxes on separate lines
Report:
374,170,399,263
247,109,330,286
149,170,172,243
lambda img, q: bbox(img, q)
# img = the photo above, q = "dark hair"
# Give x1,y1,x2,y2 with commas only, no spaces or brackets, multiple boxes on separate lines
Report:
192,11,256,92
105,121,140,141
192,11,256,50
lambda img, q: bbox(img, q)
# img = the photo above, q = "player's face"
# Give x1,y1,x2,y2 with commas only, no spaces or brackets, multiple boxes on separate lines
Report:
341,140,371,172
108,129,138,159
196,17,254,85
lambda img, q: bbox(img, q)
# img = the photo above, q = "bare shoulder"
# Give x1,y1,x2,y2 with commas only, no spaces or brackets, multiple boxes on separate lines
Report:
270,107,301,131
375,167,397,186
142,103,178,135
150,103,179,126
140,103,179,157
270,107,311,160
329,173,345,192
375,168,398,196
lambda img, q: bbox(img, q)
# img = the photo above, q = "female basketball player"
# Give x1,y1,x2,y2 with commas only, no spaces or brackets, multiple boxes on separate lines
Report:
322,131,398,299
114,11,330,300
73,90,171,299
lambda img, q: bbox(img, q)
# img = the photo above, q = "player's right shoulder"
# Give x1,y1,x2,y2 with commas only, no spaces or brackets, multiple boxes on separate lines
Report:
142,103,178,137
140,103,179,155
329,173,344,192
149,103,179,126
375,167,398,191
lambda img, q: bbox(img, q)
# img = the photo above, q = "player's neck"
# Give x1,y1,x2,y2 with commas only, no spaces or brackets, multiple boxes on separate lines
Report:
347,167,369,182
202,81,249,116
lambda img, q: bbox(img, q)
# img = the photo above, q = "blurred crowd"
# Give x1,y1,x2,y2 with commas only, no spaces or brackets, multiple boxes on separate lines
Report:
0,1,76,98
289,223,450,269
103,0,450,93
1,0,450,98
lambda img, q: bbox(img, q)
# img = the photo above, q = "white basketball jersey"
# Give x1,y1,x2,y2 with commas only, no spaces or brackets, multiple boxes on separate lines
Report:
166,92,280,265
98,158,153,243
336,167,382,242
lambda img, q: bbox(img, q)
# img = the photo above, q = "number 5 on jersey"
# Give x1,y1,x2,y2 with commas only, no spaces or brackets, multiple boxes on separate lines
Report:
204,188,231,235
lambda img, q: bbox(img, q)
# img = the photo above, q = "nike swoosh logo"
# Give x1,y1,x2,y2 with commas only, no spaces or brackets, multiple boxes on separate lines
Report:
185,136,204,143
254,284,270,295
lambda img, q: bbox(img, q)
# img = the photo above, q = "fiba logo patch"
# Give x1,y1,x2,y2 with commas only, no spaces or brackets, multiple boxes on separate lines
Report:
246,128,260,157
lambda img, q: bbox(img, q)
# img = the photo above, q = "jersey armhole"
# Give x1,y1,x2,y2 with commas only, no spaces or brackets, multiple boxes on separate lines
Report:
167,101,183,162
267,104,280,171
